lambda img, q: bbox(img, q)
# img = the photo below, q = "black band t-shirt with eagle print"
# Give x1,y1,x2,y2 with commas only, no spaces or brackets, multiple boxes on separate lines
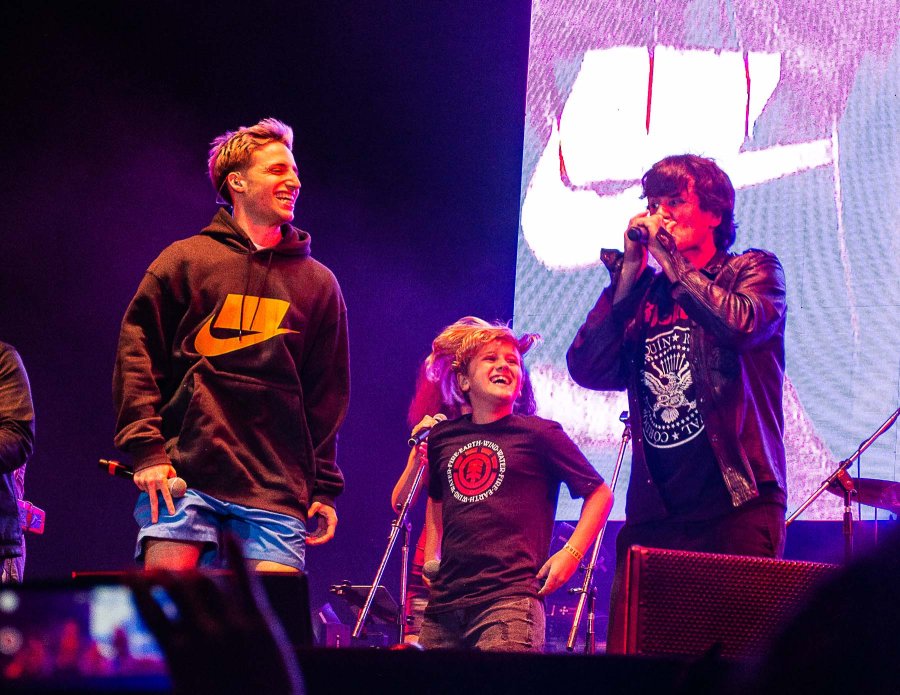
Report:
639,294,731,519
425,414,603,614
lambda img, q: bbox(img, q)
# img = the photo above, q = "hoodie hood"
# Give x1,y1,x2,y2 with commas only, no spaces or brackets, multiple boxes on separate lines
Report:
200,207,311,257
113,205,349,520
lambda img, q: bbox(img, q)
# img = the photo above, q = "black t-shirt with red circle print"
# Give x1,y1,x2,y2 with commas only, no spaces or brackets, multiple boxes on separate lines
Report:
425,413,603,614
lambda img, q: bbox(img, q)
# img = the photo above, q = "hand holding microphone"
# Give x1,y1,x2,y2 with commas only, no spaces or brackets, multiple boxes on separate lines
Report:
100,458,187,523
626,225,650,243
626,211,671,246
99,458,187,497
408,413,447,447
626,213,661,245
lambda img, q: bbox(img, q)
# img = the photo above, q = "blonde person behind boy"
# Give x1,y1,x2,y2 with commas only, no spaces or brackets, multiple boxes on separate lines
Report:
418,318,613,652
393,317,537,643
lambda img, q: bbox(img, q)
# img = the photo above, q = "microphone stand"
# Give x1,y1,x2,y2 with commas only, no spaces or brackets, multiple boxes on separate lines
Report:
786,406,900,564
352,453,426,642
566,411,631,653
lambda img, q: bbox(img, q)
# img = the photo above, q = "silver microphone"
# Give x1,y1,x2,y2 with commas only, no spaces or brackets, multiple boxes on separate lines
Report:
422,559,441,582
99,458,187,498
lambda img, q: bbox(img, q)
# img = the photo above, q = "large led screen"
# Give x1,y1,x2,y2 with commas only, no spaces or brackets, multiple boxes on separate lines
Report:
515,0,899,520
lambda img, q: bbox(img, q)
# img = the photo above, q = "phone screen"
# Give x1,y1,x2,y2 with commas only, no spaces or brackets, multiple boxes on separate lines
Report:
0,581,170,685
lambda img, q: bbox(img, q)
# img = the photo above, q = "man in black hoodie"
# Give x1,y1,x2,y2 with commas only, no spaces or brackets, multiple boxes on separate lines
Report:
114,118,349,572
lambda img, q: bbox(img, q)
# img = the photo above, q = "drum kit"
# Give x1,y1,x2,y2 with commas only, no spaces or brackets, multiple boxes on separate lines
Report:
826,477,900,516
787,406,900,563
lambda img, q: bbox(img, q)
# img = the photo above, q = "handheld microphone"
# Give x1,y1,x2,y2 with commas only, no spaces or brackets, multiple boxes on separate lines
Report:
99,458,188,498
407,413,448,448
422,559,441,582
627,226,649,243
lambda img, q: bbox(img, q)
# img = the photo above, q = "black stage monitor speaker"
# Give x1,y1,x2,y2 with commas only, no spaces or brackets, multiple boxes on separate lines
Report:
623,546,838,660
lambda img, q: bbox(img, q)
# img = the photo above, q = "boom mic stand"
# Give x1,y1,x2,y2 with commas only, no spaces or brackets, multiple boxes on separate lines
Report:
566,411,631,653
352,452,426,642
786,406,900,564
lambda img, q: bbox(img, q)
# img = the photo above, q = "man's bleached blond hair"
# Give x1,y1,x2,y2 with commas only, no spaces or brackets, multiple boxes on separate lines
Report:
208,117,293,203
426,316,539,404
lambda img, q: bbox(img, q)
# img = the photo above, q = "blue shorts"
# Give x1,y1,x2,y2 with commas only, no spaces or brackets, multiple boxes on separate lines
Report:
134,489,307,570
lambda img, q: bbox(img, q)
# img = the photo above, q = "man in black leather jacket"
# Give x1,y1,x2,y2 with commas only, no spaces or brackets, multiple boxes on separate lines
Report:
566,154,788,653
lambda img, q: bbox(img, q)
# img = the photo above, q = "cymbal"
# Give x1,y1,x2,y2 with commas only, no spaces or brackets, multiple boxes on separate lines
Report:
827,477,900,514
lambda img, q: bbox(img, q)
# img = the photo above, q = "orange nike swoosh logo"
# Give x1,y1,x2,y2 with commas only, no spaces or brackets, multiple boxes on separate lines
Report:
195,293,299,357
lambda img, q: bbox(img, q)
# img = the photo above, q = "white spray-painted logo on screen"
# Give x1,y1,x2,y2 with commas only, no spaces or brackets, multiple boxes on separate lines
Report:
521,47,832,269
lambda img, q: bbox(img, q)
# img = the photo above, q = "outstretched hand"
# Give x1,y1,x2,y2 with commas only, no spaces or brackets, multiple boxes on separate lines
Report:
536,549,581,597
128,534,304,695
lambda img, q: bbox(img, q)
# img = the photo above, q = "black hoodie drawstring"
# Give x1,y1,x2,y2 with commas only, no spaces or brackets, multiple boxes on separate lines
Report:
238,251,254,341
248,250,275,334
239,248,275,340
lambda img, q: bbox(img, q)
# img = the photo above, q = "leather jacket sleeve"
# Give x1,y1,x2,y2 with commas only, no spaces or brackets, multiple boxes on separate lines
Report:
655,231,787,351
566,251,653,391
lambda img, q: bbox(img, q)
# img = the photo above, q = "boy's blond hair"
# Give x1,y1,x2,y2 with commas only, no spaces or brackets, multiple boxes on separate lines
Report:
426,317,539,405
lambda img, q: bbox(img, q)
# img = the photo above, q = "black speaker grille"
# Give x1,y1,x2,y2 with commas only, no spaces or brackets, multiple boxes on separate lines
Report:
626,546,837,660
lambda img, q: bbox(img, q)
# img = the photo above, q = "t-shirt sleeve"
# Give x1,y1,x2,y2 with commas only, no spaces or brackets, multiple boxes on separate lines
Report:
541,419,604,499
